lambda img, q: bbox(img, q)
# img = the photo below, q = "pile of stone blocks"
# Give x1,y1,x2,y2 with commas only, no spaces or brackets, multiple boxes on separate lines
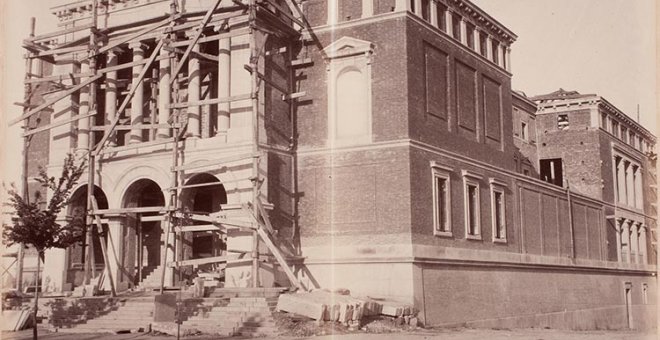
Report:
276,290,416,327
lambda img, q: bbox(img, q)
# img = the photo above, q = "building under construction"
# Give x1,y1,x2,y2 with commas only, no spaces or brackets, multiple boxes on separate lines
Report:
8,0,659,332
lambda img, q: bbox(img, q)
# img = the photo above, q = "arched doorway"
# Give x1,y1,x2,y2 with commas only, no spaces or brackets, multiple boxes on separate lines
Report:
179,173,227,283
122,179,165,287
66,185,108,289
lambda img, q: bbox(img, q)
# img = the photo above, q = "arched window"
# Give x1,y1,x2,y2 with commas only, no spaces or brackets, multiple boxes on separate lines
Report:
325,37,374,146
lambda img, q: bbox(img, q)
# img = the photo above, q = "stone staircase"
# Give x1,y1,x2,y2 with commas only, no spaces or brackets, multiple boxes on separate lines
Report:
181,296,279,336
46,297,154,333
135,265,162,290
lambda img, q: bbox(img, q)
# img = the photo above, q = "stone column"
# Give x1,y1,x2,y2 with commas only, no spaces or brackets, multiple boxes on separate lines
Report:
158,48,171,139
77,60,91,153
163,223,176,287
639,224,647,264
429,0,438,26
187,32,201,138
505,47,512,72
459,18,467,45
105,51,119,146
104,219,123,292
622,219,631,263
129,42,146,144
444,8,453,36
615,218,622,262
217,37,231,141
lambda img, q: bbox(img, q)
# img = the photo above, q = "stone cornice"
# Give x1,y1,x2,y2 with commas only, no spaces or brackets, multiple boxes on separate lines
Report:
51,0,170,23
443,0,517,45
598,97,656,143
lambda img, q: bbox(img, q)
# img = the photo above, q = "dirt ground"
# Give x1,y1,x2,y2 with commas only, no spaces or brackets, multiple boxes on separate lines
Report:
1,327,657,340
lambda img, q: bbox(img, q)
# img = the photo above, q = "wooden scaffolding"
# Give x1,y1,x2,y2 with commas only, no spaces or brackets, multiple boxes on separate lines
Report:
14,0,318,295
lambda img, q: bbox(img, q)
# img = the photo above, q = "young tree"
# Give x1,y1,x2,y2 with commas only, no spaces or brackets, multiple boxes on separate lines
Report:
3,154,86,340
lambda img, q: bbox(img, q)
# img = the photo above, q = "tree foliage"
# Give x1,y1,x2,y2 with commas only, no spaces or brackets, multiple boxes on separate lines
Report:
3,154,87,253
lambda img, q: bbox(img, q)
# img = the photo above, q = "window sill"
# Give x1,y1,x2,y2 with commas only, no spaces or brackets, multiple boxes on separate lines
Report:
493,238,507,244
466,234,482,241
434,231,453,238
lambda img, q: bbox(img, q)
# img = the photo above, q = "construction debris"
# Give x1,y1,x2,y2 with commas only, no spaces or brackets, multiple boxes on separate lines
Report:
276,290,417,326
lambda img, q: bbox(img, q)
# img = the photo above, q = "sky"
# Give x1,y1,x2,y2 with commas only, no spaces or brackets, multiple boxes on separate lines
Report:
0,0,657,188
472,0,657,132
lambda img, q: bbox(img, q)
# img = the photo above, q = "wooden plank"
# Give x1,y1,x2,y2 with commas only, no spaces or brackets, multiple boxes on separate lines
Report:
29,23,94,42
97,55,170,74
140,215,165,222
22,40,49,52
256,224,305,290
168,27,250,48
22,113,96,137
256,200,276,235
24,72,94,85
94,206,169,215
99,137,175,155
168,93,252,109
290,58,312,67
35,44,88,58
174,212,255,229
164,45,219,62
173,152,255,172
168,180,235,191
90,123,175,131
167,255,236,267
9,74,103,126
91,198,117,297
169,0,222,85
93,37,165,156
282,91,306,101
174,224,224,233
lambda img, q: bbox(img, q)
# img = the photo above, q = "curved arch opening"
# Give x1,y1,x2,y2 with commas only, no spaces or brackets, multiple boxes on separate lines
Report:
122,179,165,286
180,173,228,280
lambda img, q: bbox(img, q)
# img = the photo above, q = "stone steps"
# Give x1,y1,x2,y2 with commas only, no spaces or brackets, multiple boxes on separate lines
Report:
180,296,279,336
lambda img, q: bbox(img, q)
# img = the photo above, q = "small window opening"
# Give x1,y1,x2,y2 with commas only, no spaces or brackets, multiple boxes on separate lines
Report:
557,114,569,130
540,158,564,187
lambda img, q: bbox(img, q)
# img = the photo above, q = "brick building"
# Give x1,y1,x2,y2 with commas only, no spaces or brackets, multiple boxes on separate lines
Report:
10,0,657,331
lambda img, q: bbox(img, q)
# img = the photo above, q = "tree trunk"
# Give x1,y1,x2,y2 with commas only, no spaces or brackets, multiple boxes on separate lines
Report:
32,250,42,340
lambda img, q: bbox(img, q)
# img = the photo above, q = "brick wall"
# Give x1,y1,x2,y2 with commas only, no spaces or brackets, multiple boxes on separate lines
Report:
405,18,515,171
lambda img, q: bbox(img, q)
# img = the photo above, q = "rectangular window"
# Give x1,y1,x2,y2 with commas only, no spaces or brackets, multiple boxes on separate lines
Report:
466,23,475,49
540,158,564,187
491,40,499,64
490,179,507,242
557,114,569,130
629,131,635,147
621,127,628,143
639,137,644,152
437,2,447,31
643,283,648,304
521,121,528,141
452,14,461,40
479,34,487,57
462,170,481,239
432,163,452,236
601,113,608,130
421,0,430,21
